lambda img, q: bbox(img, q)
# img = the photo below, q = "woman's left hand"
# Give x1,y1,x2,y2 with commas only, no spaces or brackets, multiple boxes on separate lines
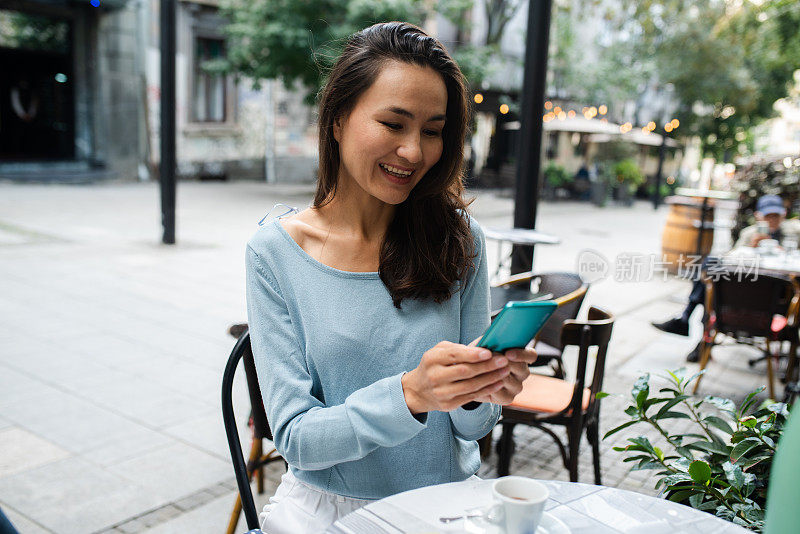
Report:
472,347,537,405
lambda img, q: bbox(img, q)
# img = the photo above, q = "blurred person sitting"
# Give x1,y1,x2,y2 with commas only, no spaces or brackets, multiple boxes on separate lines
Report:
652,194,800,361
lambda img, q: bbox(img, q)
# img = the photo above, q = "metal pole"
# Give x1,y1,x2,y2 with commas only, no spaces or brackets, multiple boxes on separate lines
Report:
511,0,552,274
652,133,666,210
160,0,176,244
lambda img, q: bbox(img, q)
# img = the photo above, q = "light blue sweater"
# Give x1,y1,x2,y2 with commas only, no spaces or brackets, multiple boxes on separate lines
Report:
245,215,500,500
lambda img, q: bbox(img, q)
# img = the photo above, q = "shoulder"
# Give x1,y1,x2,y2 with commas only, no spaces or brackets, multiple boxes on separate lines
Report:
459,210,484,242
247,218,288,258
782,219,800,233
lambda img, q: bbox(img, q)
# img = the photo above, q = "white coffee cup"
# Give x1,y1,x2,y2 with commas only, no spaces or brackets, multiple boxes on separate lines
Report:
478,476,549,534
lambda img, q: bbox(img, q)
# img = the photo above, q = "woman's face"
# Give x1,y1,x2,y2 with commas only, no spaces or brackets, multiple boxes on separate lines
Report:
333,60,448,206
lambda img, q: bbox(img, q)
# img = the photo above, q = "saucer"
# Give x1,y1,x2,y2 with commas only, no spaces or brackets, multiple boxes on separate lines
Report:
464,511,570,533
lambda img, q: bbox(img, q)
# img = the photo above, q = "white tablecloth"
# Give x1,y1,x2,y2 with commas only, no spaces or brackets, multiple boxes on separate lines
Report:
326,478,750,534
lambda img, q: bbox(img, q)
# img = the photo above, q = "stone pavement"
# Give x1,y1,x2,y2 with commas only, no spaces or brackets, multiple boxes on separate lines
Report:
0,182,772,533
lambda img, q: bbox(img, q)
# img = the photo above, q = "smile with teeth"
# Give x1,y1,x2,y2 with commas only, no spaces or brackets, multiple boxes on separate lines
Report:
379,163,414,178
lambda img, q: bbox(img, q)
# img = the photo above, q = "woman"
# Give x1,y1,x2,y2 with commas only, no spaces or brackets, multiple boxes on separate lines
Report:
245,22,538,533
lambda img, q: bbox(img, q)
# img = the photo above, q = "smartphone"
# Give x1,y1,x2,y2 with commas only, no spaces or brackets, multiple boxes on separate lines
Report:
477,300,558,353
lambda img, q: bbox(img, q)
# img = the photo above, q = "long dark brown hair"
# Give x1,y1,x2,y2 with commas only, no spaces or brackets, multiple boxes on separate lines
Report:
316,22,475,308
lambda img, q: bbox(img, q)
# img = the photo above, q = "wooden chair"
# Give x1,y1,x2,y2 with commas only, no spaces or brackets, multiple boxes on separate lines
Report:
491,272,589,378
222,324,284,534
693,273,800,399
495,307,614,483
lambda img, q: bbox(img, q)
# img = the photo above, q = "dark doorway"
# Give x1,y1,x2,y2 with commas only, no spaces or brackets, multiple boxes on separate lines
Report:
0,9,74,161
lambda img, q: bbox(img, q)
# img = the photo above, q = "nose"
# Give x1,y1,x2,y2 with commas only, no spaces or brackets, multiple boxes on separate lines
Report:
396,133,423,165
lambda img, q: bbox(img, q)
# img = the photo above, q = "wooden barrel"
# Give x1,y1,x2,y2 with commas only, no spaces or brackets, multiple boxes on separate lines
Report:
661,197,714,274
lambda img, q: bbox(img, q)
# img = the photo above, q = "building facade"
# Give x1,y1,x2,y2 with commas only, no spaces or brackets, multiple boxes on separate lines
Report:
0,0,317,183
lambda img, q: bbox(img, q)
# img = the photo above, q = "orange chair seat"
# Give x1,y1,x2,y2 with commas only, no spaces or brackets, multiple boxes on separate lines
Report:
509,374,590,414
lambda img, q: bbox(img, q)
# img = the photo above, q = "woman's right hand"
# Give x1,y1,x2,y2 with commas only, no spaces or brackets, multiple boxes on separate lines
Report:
401,341,511,414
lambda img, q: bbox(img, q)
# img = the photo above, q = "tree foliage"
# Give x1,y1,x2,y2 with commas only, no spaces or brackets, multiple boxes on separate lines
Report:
584,0,800,160
218,0,426,103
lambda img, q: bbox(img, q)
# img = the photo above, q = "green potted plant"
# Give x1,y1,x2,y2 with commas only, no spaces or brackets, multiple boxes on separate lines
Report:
612,158,645,206
601,369,790,532
542,161,571,200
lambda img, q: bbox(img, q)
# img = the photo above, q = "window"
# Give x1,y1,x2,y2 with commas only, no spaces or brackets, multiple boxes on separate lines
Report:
193,37,226,122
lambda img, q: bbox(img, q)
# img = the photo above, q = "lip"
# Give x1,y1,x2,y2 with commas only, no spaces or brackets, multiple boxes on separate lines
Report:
378,163,414,185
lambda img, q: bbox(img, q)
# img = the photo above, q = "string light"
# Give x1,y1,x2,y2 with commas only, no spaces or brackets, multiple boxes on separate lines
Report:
567,110,576,118
670,118,679,128
646,121,656,131
544,101,553,110
665,123,674,133
598,105,607,115
473,93,484,104
499,104,509,115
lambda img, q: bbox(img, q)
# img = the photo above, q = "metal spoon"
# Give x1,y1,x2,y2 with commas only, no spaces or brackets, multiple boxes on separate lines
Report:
439,513,483,523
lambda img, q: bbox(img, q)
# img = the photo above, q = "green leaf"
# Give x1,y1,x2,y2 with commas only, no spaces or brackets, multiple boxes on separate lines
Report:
689,493,704,508
633,374,650,408
655,395,690,418
705,396,736,415
767,402,789,418
659,411,692,420
603,420,639,439
688,460,712,483
722,461,745,491
704,415,735,435
668,489,695,503
730,437,761,463
740,416,757,428
595,391,610,399
739,388,765,416
689,440,730,456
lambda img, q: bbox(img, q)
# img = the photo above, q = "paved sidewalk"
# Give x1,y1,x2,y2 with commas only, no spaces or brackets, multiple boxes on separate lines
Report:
0,182,770,533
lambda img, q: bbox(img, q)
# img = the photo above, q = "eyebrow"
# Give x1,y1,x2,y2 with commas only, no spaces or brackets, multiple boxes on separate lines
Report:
384,106,446,122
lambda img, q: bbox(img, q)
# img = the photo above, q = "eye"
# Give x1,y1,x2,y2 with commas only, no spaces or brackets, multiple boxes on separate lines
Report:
380,121,402,131
423,129,442,137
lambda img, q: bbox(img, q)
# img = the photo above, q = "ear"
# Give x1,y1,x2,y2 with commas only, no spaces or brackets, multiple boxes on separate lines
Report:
333,116,343,143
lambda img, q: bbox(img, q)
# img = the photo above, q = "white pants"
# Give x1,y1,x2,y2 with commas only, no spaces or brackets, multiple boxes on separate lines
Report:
260,470,374,534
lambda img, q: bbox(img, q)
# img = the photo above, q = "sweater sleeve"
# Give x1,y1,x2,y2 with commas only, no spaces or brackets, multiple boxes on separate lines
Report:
449,219,501,440
245,245,427,471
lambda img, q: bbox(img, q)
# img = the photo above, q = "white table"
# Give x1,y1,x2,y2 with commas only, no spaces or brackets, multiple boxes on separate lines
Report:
483,227,561,281
326,478,749,533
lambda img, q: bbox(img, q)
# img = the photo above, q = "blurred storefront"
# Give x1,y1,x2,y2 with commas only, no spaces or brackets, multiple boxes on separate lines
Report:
0,0,139,182
0,0,316,183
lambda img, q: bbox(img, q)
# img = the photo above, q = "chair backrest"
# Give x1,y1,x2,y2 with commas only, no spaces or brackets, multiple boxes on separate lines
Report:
534,272,589,349
221,329,263,531
711,273,793,337
560,307,614,417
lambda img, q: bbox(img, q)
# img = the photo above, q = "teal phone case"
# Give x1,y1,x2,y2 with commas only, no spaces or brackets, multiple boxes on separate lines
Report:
477,300,558,352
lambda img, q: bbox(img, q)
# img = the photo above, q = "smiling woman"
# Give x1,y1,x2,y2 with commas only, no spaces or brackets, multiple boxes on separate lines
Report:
245,22,540,534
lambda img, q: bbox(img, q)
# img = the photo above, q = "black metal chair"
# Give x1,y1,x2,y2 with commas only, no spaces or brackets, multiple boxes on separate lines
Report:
694,272,800,399
491,272,589,378
222,325,284,534
496,307,615,483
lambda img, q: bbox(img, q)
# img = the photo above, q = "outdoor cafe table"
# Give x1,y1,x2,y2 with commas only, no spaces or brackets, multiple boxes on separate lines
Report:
325,477,749,533
483,227,561,280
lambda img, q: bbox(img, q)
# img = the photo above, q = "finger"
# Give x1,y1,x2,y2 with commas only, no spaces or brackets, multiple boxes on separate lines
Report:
505,348,538,364
508,361,531,381
501,374,525,397
440,345,493,365
450,380,505,408
439,356,509,381
468,336,481,347
442,367,510,398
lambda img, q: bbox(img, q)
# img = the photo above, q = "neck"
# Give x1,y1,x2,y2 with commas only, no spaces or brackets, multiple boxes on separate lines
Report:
315,177,397,243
